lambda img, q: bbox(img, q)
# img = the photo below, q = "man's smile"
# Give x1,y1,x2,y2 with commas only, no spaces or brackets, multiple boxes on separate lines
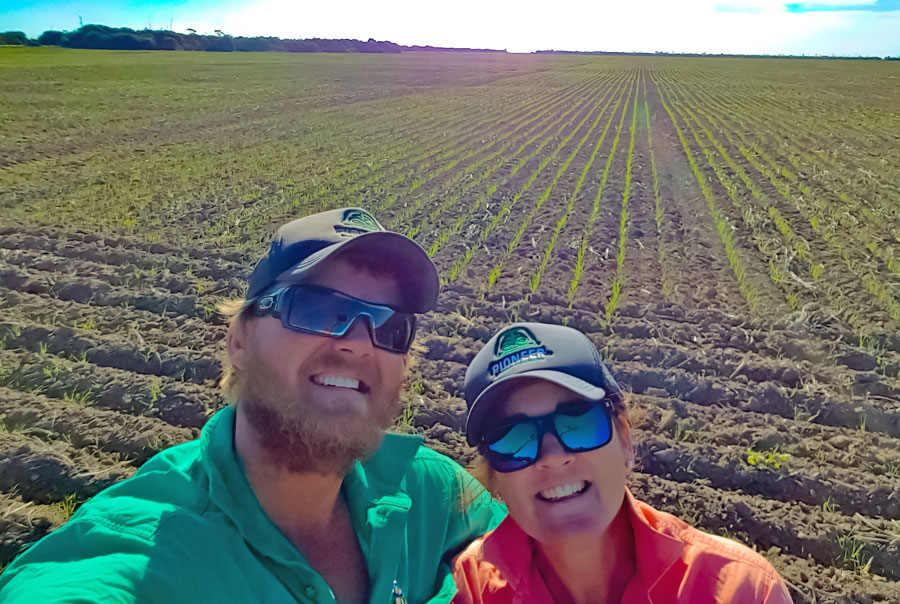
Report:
312,373,371,393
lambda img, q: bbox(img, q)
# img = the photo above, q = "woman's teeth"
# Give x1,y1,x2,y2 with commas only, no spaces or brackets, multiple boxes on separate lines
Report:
539,481,587,501
314,375,360,390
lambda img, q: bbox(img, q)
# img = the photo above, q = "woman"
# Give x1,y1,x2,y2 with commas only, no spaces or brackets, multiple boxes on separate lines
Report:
453,322,792,604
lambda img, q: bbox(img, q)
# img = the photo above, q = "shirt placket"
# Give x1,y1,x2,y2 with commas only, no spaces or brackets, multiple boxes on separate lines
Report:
364,493,412,604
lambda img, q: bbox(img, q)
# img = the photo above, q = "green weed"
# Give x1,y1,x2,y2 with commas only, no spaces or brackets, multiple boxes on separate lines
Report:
746,447,789,470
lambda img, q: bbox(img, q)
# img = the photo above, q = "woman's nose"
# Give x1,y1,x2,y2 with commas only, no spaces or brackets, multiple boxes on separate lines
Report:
537,432,574,468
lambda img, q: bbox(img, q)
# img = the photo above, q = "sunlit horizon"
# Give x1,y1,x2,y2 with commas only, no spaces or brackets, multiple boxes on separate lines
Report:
2,0,899,56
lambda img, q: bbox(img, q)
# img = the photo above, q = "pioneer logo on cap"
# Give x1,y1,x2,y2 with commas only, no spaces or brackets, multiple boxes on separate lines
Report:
336,209,381,236
488,326,553,377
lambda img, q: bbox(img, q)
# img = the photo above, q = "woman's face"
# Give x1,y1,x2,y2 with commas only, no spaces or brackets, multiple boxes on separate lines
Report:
489,379,632,544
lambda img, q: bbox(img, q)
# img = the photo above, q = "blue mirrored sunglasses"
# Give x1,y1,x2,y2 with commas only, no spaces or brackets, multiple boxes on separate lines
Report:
250,284,416,354
481,399,614,472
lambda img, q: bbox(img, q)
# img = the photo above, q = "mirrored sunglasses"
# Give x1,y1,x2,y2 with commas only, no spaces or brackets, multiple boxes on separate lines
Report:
251,284,416,354
482,400,614,473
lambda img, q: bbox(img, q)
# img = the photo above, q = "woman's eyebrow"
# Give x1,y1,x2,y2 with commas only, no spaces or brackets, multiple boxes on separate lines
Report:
497,413,533,424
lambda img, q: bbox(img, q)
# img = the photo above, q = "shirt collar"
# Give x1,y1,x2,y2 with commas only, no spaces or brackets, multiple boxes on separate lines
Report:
475,488,685,600
624,489,685,599
201,405,425,566
479,514,536,592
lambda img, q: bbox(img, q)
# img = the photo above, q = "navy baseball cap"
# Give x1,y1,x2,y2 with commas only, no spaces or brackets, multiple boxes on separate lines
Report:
245,208,439,313
464,322,624,446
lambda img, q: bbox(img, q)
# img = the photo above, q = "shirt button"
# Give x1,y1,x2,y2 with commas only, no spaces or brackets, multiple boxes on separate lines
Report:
304,585,316,599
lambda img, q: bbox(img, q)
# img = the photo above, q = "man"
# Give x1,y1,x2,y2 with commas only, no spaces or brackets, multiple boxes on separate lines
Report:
0,208,506,603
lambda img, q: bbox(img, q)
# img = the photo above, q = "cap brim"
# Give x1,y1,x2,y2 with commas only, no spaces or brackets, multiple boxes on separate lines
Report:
276,231,439,313
465,370,607,446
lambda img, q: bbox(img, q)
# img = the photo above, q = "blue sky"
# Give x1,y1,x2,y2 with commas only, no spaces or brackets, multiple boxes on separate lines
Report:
2,0,898,55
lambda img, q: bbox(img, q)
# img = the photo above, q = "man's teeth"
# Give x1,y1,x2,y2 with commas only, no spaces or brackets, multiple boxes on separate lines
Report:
540,481,586,501
315,375,360,390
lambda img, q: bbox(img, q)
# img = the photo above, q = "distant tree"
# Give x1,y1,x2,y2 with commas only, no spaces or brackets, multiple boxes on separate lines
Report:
0,31,28,45
38,30,67,45
42,23,409,55
283,39,320,52
205,34,234,52
234,36,275,52
155,34,182,50
108,33,143,50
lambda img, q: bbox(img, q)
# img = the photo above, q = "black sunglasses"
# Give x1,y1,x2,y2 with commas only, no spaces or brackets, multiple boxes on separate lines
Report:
481,399,614,472
250,284,416,354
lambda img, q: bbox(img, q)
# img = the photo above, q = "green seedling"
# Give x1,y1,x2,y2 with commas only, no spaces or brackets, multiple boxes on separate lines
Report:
63,389,94,407
836,531,873,576
746,447,789,470
51,493,84,520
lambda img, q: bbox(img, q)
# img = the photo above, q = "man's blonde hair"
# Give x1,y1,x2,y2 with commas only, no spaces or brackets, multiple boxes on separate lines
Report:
217,298,254,402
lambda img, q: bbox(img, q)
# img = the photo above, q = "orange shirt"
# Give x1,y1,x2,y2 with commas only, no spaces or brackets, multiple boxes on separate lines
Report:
452,489,792,604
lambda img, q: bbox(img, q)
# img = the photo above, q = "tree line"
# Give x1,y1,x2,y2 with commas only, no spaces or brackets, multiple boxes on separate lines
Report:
0,25,504,54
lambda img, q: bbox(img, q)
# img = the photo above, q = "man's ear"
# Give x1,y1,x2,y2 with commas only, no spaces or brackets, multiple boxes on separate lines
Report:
227,319,252,372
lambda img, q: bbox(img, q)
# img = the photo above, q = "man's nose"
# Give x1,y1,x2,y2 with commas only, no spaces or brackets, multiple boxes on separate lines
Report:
336,316,375,355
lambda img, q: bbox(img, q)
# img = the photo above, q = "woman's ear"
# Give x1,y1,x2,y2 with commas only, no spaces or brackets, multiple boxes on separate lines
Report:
616,416,634,461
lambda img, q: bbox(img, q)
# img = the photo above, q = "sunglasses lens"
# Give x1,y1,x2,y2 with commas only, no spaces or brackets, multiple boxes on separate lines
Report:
286,287,352,333
282,286,415,353
485,421,540,472
371,312,416,353
555,403,611,452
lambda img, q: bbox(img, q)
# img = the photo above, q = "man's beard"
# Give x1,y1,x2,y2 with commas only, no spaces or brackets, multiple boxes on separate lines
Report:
236,353,402,476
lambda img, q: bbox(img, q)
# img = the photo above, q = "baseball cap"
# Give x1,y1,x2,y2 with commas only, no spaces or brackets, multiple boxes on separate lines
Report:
245,207,439,313
464,322,624,446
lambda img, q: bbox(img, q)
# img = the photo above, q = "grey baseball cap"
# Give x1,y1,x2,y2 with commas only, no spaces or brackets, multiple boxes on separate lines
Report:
245,207,439,313
464,322,624,446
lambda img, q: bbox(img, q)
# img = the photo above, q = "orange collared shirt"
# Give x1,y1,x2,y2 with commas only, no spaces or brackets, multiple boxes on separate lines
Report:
452,489,792,604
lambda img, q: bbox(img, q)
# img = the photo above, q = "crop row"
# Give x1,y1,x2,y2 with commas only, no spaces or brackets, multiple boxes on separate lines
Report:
436,71,638,280
481,71,639,294
397,71,630,239
655,71,900,334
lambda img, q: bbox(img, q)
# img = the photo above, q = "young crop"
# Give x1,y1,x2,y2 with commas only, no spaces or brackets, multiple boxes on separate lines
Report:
603,78,639,322
483,79,623,294
836,531,873,576
51,493,84,521
643,79,675,301
526,84,630,299
447,81,618,283
569,72,637,303
653,79,760,313
406,74,621,244
666,75,900,329
427,76,626,265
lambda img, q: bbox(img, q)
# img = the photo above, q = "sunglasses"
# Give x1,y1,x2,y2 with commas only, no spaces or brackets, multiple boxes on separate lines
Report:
482,400,614,472
251,284,417,354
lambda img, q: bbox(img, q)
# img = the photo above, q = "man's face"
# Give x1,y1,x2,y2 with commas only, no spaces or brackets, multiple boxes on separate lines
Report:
229,258,407,475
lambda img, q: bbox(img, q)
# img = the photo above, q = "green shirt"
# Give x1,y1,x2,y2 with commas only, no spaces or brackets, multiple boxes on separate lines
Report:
0,406,506,604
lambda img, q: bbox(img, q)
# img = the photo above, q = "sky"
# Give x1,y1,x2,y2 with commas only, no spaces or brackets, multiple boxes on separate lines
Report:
2,0,898,56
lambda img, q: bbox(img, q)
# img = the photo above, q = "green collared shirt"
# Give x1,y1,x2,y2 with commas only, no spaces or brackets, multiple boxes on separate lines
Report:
0,406,506,603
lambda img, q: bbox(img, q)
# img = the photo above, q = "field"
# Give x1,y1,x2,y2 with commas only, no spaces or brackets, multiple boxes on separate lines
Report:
1,47,900,601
